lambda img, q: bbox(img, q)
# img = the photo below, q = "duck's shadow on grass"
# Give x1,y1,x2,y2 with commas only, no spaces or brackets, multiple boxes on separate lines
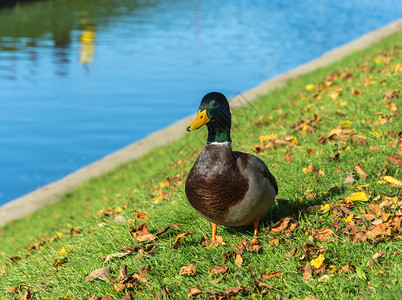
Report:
224,185,346,237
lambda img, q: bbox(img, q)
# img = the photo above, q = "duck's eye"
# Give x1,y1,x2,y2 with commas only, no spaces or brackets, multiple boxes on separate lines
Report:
200,116,203,119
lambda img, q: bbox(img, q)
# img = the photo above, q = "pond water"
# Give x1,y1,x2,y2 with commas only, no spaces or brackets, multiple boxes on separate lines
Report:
0,0,401,206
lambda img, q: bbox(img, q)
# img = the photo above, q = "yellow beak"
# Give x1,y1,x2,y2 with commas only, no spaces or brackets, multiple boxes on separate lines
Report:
186,109,210,131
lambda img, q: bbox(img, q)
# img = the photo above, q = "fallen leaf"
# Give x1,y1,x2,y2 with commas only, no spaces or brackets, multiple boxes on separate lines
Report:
53,257,68,269
210,266,230,275
222,250,234,262
386,155,402,166
138,265,151,277
173,232,193,249
311,254,325,269
211,286,243,298
156,223,180,236
121,294,134,300
305,84,315,91
188,287,203,298
130,223,157,242
303,163,316,175
382,176,402,187
268,216,295,234
256,271,284,280
303,263,312,281
86,267,111,281
313,227,337,242
179,264,196,276
304,296,319,300
285,153,294,163
346,192,370,202
102,252,129,264
133,210,148,220
354,165,367,179
267,238,279,248
235,252,243,268
242,239,262,252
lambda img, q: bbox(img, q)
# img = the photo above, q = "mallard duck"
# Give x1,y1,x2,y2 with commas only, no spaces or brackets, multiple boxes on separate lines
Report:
185,92,278,240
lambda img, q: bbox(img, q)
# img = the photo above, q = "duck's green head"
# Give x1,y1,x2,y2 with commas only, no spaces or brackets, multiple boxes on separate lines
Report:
187,92,231,143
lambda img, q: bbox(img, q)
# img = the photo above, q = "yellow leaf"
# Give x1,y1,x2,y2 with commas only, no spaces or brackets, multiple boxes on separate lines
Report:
56,232,64,238
319,204,331,214
340,120,352,127
339,100,347,107
374,57,382,64
259,134,277,142
394,64,402,74
371,129,381,136
305,84,315,91
159,181,170,188
115,207,123,213
329,91,339,100
59,246,73,255
311,254,325,269
343,213,354,223
303,163,316,175
382,176,402,187
346,192,370,202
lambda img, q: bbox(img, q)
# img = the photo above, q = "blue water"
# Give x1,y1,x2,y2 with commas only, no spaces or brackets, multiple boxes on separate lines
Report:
0,0,401,205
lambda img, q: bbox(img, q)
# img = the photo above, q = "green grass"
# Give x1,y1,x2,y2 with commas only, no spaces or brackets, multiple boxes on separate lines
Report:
1,31,401,299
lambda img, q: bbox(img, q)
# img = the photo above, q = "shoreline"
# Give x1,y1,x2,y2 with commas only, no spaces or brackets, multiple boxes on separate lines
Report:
1,19,401,226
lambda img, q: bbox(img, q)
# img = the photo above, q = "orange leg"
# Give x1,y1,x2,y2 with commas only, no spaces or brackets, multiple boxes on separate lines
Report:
211,222,217,241
252,219,260,241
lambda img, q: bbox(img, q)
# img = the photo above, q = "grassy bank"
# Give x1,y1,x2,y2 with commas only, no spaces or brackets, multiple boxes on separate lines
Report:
1,31,401,299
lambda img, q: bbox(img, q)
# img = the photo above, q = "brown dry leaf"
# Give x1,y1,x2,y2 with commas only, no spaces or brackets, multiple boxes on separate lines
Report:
179,264,196,276
242,239,262,252
139,265,151,277
121,294,134,300
313,227,337,242
303,263,312,281
366,224,387,239
86,267,111,281
188,287,203,298
339,263,356,274
156,223,180,236
130,223,157,242
256,271,284,280
307,149,315,155
9,256,22,263
5,285,27,295
354,165,367,179
222,250,234,262
386,100,399,115
235,252,243,268
285,153,294,163
210,266,230,275
20,289,34,300
211,286,243,299
173,232,193,249
386,155,402,166
268,216,295,234
53,257,68,269
343,172,355,184
304,296,320,300
133,210,148,220
351,89,362,96
267,238,279,248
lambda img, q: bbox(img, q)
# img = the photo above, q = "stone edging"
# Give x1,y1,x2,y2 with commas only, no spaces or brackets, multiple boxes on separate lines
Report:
1,19,401,226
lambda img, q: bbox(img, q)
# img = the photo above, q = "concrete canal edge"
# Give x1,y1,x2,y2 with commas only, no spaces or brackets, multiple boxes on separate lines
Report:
1,19,401,226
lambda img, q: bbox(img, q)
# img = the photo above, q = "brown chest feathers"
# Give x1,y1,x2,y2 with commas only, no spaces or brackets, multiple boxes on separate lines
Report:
185,143,249,222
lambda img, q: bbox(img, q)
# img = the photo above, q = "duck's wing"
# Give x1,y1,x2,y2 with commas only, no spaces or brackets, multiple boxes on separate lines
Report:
233,151,278,195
